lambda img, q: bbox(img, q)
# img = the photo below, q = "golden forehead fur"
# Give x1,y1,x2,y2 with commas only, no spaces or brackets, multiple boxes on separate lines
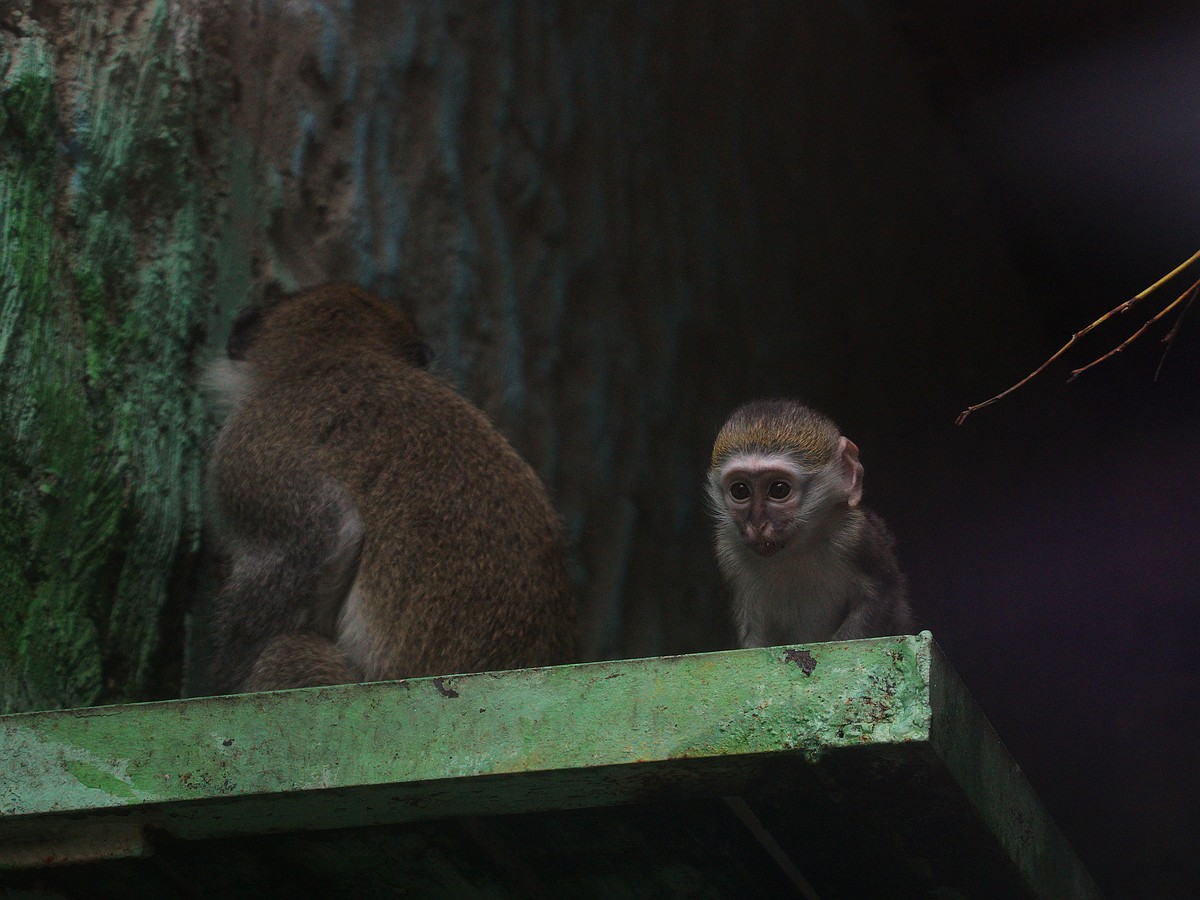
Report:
710,399,839,469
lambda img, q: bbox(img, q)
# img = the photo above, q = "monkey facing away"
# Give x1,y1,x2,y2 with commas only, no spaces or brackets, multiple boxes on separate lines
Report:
206,284,576,692
706,399,913,647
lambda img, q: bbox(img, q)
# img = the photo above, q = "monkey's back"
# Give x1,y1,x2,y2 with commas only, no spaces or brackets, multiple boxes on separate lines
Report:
234,350,575,682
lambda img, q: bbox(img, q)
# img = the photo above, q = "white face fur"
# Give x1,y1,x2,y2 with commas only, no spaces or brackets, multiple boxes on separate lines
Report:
201,357,254,415
707,440,862,559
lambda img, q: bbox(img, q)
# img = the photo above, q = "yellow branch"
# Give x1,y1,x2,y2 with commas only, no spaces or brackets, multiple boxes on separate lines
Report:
957,248,1200,425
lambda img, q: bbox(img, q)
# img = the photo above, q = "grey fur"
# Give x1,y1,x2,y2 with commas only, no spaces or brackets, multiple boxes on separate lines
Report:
708,399,914,646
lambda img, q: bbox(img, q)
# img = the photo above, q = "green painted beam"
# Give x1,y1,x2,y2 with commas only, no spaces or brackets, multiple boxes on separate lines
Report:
0,634,1098,897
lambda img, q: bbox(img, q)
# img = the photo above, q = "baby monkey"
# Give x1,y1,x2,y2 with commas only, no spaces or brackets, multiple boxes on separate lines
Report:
707,399,913,647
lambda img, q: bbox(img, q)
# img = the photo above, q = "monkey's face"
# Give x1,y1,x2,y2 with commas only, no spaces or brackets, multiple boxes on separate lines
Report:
710,454,811,557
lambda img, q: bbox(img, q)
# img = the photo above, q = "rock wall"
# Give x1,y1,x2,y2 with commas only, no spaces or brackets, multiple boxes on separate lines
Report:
1,0,1033,711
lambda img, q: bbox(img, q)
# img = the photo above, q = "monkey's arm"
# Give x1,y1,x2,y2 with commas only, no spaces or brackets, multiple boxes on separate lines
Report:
829,513,912,641
728,589,770,649
211,469,364,692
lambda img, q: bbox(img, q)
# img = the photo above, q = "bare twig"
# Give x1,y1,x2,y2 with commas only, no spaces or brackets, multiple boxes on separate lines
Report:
957,248,1200,425
1155,279,1200,381
954,300,1136,425
1067,278,1199,381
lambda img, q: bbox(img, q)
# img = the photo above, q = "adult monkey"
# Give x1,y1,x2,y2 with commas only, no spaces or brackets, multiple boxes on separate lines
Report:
206,284,576,692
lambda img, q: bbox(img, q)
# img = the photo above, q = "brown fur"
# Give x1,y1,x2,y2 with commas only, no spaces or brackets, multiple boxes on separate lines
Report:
711,399,840,469
243,633,359,691
208,284,576,692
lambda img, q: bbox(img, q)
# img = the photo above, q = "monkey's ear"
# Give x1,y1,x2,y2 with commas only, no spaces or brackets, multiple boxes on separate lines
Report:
227,307,264,362
837,436,863,507
401,340,433,368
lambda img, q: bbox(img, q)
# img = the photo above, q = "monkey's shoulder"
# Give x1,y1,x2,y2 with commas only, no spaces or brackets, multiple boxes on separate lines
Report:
849,508,903,580
216,354,555,512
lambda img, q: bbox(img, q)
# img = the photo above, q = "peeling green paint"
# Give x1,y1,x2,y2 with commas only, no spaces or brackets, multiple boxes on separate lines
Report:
0,637,928,823
0,635,1098,897
61,760,140,800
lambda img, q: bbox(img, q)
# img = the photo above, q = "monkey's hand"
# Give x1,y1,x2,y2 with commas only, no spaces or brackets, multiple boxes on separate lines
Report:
243,632,362,691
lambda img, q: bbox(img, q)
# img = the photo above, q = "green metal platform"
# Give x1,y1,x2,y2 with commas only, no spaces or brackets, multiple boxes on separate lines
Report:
0,633,1097,898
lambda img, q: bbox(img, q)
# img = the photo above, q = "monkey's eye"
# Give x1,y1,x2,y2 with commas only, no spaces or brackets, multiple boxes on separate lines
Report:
729,482,751,502
767,481,791,500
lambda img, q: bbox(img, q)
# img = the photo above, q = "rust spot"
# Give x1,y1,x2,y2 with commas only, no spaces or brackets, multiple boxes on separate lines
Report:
433,677,460,698
783,648,817,675
222,738,234,747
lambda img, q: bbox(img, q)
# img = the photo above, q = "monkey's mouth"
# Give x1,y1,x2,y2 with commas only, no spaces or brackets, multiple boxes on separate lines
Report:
751,539,784,557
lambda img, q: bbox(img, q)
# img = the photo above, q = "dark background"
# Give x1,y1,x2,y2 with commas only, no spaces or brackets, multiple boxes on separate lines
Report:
5,3,1194,895
878,2,1200,896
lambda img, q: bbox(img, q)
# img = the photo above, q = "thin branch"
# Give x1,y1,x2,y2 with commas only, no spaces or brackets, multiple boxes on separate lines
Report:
1067,280,1198,381
1155,279,1200,381
955,299,1136,425
1131,247,1200,296
956,247,1200,426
